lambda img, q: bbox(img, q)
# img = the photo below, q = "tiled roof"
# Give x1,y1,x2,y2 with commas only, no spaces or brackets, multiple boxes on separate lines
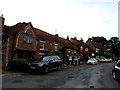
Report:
71,38,89,48
34,28,58,42
59,37,74,49
79,40,89,48
92,41,103,49
3,22,29,37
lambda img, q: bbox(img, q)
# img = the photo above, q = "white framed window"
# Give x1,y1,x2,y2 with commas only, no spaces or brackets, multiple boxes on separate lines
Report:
2,39,7,45
54,43,58,51
68,49,71,53
80,46,83,50
23,34,33,44
74,50,76,54
85,48,88,51
40,41,45,50
96,48,99,52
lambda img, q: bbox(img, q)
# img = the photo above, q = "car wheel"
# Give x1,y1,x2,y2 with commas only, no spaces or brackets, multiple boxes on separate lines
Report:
112,71,117,79
44,67,49,74
58,65,61,71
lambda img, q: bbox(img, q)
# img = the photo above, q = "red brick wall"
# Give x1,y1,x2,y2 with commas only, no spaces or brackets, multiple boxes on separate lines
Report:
34,39,40,59
17,30,37,51
8,36,14,61
45,40,55,52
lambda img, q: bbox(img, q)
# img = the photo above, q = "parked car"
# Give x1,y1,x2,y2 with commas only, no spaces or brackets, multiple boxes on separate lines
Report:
28,55,62,74
98,58,108,63
107,58,113,63
87,58,98,65
112,60,120,80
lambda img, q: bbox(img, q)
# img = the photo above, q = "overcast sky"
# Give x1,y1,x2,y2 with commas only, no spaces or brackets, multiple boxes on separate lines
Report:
0,0,119,41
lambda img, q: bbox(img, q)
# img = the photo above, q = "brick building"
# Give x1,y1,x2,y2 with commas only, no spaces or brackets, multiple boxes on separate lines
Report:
34,28,59,58
2,16,107,67
86,39,104,59
2,22,38,67
59,36,77,64
70,37,92,63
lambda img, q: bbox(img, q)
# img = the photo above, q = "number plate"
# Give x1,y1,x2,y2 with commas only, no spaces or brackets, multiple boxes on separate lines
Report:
31,67,35,69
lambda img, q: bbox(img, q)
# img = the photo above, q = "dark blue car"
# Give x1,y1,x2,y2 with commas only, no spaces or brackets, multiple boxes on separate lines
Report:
112,60,120,80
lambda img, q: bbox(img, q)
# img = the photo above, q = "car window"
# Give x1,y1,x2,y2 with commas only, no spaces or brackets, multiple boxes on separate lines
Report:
56,56,60,59
53,56,56,60
42,56,50,61
54,56,61,60
90,58,96,61
49,56,54,61
53,56,58,61
117,62,120,67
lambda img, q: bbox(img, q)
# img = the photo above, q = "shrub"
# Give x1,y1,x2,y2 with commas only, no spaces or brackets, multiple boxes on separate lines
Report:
8,59,28,72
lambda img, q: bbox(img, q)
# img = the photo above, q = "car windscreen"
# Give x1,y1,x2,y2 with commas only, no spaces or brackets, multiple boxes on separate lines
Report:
42,56,50,61
90,58,96,61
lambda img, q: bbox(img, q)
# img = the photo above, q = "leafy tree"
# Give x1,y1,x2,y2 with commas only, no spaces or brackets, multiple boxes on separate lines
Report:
91,36,108,45
108,37,120,59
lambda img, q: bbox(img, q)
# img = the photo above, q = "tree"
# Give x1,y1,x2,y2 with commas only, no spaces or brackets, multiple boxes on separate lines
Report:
108,37,120,59
91,36,108,45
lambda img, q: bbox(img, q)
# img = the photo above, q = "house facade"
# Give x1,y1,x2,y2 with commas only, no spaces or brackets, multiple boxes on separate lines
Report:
86,39,104,59
2,16,107,67
2,22,38,67
59,36,77,64
70,37,92,63
34,28,59,58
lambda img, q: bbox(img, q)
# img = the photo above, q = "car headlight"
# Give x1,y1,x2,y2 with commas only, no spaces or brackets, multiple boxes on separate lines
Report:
28,63,30,66
115,66,120,70
38,64,44,67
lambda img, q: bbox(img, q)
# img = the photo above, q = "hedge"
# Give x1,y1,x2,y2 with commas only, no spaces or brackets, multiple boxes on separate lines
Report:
8,59,29,72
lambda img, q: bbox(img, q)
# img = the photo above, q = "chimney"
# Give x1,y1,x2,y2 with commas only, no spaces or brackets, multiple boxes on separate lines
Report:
67,36,69,40
80,38,83,42
55,34,58,37
74,37,77,40
0,14,5,33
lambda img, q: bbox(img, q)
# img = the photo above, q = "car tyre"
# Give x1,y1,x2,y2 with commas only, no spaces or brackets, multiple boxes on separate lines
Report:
44,67,49,74
112,71,117,80
58,65,61,71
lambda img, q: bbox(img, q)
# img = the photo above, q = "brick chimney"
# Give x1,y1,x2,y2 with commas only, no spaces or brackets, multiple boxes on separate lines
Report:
55,34,58,37
67,36,69,40
0,14,5,33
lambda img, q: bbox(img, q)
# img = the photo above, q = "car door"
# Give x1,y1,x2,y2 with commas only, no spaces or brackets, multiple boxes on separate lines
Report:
116,61,120,69
48,56,54,70
53,56,60,68
51,56,57,68
115,61,120,77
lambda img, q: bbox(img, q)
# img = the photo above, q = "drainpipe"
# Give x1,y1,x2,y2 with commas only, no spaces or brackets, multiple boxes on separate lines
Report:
6,38,9,66
11,33,18,60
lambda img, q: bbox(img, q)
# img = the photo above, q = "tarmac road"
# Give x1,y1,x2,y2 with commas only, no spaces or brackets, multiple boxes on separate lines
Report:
2,62,120,89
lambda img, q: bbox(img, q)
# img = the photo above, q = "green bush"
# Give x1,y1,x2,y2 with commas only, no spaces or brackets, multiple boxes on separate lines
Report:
8,59,28,72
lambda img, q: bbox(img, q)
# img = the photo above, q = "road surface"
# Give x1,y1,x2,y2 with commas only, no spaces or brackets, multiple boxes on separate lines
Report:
2,62,120,89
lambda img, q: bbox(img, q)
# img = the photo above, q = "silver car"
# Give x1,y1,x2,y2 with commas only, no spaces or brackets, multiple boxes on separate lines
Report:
87,58,98,65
